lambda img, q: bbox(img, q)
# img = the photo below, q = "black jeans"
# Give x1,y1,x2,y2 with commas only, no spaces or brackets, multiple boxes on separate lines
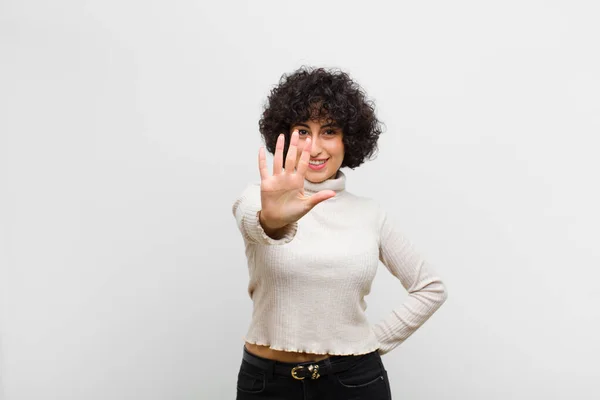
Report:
236,346,392,399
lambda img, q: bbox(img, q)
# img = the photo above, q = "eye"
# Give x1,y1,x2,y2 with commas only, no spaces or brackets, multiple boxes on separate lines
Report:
324,129,337,135
298,129,310,136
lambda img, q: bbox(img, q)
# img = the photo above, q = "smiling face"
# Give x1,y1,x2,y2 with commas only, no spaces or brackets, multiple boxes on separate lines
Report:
291,118,345,183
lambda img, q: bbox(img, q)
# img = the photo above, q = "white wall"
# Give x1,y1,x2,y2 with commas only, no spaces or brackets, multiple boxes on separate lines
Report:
1,1,599,399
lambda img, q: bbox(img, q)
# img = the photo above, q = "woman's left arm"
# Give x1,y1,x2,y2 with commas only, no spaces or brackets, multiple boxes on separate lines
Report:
372,209,449,355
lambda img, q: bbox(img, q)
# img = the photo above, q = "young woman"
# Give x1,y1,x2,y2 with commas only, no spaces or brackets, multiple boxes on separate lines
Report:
232,66,448,399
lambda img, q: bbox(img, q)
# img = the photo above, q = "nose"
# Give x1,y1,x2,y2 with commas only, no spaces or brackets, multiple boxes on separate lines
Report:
309,135,323,157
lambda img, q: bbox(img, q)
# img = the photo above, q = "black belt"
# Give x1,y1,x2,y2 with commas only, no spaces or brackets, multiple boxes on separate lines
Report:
242,346,375,380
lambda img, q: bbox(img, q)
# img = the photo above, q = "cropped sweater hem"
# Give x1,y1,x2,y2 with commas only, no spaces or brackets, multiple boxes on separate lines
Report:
242,337,381,357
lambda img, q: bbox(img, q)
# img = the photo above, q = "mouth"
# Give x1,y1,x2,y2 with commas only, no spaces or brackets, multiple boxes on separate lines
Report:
308,158,329,171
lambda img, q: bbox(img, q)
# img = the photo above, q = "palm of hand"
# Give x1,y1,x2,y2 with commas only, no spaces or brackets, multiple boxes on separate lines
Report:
257,130,335,230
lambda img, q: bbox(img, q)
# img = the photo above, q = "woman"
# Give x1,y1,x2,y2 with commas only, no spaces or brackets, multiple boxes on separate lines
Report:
232,66,448,399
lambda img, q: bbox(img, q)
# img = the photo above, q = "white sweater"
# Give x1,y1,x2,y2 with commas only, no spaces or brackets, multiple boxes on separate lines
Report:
232,170,448,356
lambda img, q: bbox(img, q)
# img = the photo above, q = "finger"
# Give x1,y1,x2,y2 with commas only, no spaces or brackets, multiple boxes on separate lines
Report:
284,130,299,173
273,134,284,175
258,146,269,181
306,190,336,208
295,136,311,176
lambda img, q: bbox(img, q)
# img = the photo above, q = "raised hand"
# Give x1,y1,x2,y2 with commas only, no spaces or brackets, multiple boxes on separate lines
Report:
258,130,336,233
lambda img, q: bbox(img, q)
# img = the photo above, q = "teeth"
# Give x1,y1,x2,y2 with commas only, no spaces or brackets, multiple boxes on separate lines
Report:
309,160,327,165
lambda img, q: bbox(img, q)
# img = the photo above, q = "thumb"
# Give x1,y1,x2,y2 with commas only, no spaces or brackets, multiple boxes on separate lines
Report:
305,190,336,208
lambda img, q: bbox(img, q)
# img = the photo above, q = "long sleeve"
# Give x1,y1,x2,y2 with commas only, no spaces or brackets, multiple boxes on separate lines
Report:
372,210,448,355
232,183,298,245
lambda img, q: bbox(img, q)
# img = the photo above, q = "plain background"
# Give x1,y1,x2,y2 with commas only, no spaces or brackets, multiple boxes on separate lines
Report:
1,0,599,399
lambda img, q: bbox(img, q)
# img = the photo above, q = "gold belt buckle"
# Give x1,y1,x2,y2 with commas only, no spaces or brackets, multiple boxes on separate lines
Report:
291,364,320,380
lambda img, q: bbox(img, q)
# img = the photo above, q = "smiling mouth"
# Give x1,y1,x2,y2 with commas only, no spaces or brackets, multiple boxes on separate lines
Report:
308,158,329,170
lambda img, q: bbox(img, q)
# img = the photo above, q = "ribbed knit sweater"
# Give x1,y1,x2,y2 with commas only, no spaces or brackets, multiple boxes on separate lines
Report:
232,171,448,356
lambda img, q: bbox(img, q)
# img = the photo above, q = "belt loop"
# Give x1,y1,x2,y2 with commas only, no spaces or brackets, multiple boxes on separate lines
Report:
266,361,275,379
323,357,334,382
375,349,386,371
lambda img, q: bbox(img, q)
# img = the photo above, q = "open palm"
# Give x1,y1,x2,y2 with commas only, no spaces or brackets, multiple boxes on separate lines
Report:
258,130,336,231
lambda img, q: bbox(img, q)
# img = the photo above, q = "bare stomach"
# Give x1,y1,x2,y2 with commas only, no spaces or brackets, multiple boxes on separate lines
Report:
244,342,331,363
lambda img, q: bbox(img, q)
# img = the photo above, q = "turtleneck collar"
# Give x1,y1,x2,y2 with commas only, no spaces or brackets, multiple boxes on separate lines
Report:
304,170,346,194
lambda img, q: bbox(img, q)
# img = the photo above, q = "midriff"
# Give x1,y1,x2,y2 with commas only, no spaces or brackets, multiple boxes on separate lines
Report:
244,342,331,363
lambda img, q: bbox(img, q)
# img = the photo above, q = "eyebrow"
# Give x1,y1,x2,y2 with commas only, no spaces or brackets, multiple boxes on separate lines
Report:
295,122,339,128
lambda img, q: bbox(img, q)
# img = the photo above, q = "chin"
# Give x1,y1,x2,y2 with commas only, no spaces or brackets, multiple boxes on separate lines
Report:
306,169,337,183
306,175,326,184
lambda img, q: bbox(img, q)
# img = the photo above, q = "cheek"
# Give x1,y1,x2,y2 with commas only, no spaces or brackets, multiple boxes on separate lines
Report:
331,140,344,157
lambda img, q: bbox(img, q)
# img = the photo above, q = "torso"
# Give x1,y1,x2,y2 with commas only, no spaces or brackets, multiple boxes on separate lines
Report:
239,184,382,359
244,342,331,363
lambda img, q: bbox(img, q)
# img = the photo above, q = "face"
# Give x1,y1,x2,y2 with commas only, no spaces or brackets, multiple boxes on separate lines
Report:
290,119,345,183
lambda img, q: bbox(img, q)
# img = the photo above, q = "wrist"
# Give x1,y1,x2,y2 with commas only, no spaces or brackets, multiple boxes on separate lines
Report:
259,211,286,237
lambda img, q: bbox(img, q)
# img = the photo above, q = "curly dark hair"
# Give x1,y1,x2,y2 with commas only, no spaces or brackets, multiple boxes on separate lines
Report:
258,66,384,169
